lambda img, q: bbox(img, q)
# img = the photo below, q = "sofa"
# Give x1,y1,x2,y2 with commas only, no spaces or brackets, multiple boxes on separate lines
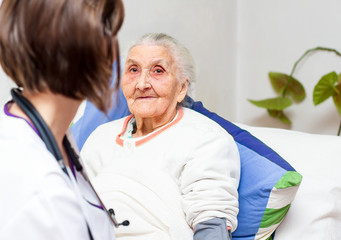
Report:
237,123,341,239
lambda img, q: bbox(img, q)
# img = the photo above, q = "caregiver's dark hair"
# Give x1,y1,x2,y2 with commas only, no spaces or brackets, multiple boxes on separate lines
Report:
0,0,124,112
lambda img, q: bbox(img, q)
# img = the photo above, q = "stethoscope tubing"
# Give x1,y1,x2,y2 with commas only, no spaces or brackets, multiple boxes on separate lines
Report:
10,88,69,174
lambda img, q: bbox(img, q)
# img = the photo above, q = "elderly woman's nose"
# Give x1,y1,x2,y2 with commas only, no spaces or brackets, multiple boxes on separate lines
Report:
136,70,151,90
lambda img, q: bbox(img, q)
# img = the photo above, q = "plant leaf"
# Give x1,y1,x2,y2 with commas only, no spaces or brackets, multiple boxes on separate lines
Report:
269,72,288,94
248,97,292,110
268,72,305,102
286,76,306,102
332,84,341,116
267,109,292,124
313,71,338,105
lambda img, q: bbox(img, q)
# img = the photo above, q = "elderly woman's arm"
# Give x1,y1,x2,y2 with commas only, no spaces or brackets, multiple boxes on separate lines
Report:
193,218,232,240
180,128,240,239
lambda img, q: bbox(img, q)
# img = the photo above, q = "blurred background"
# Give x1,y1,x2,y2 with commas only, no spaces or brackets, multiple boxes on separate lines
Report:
1,0,341,135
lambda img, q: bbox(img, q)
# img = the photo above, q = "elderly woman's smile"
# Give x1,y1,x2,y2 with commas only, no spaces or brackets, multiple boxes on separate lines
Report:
135,94,157,101
122,44,188,136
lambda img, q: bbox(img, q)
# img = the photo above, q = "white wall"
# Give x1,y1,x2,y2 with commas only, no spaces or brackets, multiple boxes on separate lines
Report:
238,0,341,135
1,0,340,135
0,0,13,104
0,66,14,105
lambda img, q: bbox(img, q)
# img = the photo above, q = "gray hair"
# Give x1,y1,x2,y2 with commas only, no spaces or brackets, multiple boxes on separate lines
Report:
125,33,196,104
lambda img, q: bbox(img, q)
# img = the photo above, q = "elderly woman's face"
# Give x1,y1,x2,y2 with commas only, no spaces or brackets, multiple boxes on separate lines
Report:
122,45,187,119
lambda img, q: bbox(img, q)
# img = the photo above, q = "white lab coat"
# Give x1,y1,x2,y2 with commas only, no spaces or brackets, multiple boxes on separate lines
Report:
0,104,116,240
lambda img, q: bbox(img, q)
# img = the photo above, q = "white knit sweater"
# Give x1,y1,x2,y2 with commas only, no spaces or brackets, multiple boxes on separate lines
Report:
81,107,240,240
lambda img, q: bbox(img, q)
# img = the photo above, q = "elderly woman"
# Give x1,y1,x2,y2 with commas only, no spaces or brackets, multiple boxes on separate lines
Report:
81,33,240,240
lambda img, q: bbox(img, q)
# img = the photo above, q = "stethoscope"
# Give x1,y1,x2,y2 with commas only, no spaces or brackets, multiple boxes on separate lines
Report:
10,88,129,238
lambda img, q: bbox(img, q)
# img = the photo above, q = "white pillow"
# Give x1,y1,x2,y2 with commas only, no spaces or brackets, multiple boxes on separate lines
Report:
238,124,341,239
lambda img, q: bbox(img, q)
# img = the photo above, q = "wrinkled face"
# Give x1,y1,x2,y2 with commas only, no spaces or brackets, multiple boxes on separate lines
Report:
122,45,188,119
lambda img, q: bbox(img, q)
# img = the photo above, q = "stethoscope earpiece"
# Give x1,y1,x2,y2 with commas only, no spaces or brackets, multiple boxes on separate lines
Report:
108,208,130,227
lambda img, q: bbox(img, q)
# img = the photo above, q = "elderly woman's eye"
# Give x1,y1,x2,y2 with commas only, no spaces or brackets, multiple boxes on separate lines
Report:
129,67,138,73
153,67,164,74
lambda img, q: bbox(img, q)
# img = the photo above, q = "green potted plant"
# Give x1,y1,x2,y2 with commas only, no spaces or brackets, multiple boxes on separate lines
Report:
249,47,341,135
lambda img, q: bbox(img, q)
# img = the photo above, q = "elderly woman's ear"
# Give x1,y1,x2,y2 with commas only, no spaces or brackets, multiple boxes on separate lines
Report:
177,79,189,103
